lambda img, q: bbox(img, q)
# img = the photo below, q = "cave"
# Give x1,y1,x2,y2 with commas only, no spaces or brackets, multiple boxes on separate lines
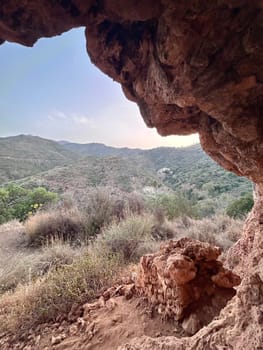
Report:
1,1,263,348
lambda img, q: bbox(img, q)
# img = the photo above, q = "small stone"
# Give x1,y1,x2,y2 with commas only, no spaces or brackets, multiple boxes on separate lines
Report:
51,334,66,346
77,317,86,328
35,335,41,345
69,324,78,336
181,314,200,335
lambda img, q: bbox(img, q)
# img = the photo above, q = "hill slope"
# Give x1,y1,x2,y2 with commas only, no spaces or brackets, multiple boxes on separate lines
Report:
60,141,140,157
0,135,79,184
14,155,166,203
60,141,252,199
0,136,252,215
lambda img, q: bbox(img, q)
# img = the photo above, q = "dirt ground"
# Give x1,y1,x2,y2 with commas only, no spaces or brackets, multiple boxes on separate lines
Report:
0,292,185,350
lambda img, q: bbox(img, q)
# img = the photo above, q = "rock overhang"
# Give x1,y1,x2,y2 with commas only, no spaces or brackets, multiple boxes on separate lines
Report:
1,1,262,188
2,2,260,250
1,3,263,349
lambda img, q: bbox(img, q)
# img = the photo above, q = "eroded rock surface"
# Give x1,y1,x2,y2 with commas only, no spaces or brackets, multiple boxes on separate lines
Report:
1,1,263,349
136,238,240,334
1,1,263,184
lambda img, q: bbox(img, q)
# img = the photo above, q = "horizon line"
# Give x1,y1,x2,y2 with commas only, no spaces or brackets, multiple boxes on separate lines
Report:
0,133,201,150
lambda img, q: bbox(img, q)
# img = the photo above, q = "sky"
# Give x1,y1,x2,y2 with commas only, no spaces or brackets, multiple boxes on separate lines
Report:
0,28,199,149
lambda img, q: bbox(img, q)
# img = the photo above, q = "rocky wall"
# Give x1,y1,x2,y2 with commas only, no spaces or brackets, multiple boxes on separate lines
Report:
0,1,263,349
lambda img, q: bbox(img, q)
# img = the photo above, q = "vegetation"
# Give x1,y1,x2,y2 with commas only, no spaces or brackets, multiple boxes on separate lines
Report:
0,135,78,184
0,136,252,216
0,239,80,294
0,206,243,336
226,193,254,218
24,189,146,246
0,135,251,339
95,214,158,263
0,184,57,224
172,215,243,252
0,251,120,334
147,192,198,220
25,209,85,246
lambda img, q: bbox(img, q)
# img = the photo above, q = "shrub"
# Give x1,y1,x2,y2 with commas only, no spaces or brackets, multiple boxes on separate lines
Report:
83,189,146,238
83,189,115,238
95,215,159,263
0,188,12,224
25,209,85,246
226,193,254,219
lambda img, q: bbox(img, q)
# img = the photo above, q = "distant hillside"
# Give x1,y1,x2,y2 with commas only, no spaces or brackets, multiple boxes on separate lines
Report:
61,141,251,198
0,135,79,184
14,155,167,204
0,135,252,215
60,141,141,157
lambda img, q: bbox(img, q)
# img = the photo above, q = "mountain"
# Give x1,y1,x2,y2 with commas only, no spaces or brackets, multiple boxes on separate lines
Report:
14,155,165,203
61,141,251,197
60,141,141,157
0,135,79,184
0,135,252,215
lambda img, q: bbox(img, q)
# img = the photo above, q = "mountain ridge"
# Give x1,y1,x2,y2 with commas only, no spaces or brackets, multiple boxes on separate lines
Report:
0,135,252,216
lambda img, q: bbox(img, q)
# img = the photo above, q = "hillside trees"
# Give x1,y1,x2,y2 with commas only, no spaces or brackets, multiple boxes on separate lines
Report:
147,192,198,220
226,193,254,219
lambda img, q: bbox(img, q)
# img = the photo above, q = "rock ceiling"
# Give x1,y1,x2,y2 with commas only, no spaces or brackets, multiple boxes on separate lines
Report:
1,0,263,186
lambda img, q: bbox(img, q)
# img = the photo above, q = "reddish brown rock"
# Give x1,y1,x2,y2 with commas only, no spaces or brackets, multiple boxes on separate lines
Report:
136,238,240,325
0,2,263,183
0,1,263,349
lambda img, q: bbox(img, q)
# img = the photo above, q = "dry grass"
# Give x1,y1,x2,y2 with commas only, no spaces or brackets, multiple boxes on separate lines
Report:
0,250,120,335
0,211,244,338
0,220,25,254
0,239,81,294
172,215,243,251
0,220,83,294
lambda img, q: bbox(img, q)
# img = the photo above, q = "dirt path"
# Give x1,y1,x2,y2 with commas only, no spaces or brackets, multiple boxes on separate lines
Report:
0,292,184,350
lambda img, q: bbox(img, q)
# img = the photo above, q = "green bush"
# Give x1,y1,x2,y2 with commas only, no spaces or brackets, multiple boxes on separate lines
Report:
147,192,198,220
0,188,12,224
226,193,254,219
0,185,57,223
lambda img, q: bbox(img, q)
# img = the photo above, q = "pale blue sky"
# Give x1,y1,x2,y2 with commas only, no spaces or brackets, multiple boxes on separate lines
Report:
0,28,199,148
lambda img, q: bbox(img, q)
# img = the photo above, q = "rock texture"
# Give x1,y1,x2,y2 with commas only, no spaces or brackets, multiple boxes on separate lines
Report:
136,238,240,333
119,192,263,350
1,1,263,184
0,1,263,349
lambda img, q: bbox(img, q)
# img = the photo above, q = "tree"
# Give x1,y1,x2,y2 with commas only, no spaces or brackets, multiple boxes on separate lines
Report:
0,188,11,224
